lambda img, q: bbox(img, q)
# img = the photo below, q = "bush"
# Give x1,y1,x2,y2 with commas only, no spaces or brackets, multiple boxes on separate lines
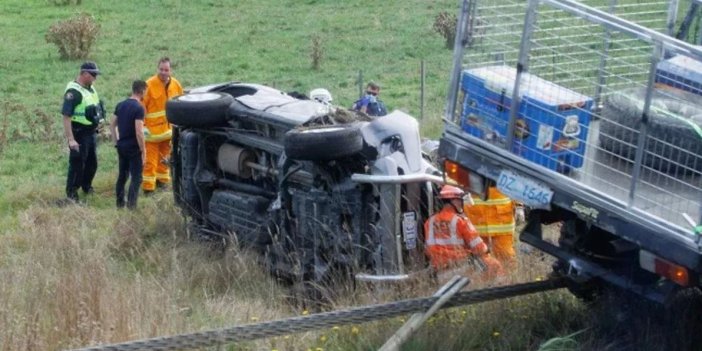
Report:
433,11,457,49
310,34,323,70
48,0,82,5
45,13,99,60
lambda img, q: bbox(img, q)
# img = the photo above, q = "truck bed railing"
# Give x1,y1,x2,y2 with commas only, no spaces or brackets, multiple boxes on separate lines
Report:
446,0,702,233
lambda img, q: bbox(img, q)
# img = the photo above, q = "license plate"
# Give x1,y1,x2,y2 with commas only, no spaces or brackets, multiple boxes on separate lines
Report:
402,212,418,250
497,170,553,209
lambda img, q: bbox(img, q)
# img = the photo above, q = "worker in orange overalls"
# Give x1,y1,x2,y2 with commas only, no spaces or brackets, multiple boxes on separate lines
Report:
466,186,522,270
141,57,183,193
424,185,504,281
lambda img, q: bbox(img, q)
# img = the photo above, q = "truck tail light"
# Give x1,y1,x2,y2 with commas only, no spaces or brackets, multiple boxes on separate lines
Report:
443,160,487,198
640,250,690,286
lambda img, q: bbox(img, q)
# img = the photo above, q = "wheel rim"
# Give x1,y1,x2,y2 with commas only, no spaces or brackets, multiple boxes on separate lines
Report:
300,126,347,134
179,93,222,102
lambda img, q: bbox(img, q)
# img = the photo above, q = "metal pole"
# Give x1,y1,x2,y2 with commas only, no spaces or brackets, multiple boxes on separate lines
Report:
666,0,680,37
358,70,364,99
593,0,618,112
665,0,680,59
378,276,470,351
445,0,472,122
420,60,425,120
628,42,663,208
505,0,539,150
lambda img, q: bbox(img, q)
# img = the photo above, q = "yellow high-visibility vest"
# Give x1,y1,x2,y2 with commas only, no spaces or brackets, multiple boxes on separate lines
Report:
65,81,100,126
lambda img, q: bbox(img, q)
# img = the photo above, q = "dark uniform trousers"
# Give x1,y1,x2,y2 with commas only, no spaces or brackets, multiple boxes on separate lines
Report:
115,145,143,209
66,129,97,200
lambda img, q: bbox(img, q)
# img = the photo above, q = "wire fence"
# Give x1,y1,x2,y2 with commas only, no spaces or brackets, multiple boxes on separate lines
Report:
68,278,565,351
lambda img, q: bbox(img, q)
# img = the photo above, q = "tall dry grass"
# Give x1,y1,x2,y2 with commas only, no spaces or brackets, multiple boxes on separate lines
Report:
3,195,668,350
0,196,289,351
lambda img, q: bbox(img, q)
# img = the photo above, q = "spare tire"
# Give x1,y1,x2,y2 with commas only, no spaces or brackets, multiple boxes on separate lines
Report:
284,124,363,161
599,87,702,174
166,92,234,127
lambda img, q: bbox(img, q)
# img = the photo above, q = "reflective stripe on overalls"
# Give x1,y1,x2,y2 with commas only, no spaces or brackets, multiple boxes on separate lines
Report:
469,187,516,237
426,216,483,249
144,110,172,142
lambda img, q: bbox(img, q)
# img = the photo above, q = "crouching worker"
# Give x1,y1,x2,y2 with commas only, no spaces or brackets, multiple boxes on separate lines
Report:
424,185,504,283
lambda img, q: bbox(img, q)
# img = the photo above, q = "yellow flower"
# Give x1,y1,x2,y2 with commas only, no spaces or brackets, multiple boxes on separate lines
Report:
284,335,290,340
332,326,340,331
351,326,360,335
493,331,500,337
535,276,543,281
320,335,327,342
316,348,324,351
251,316,259,321
302,310,309,316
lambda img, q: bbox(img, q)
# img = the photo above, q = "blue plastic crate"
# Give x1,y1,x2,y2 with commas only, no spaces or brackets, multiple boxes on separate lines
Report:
656,55,702,96
460,66,592,173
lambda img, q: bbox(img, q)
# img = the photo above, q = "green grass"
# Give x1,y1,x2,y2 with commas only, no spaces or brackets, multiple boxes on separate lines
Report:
0,0,686,350
0,0,455,138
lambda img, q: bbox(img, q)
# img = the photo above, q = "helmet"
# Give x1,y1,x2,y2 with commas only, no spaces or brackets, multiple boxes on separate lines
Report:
439,185,465,200
309,88,333,103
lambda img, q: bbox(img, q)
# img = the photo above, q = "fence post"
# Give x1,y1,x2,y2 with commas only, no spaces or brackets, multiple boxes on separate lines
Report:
358,70,364,99
420,60,425,120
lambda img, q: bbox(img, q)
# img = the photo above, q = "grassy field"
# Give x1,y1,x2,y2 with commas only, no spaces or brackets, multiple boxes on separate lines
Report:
0,0,678,350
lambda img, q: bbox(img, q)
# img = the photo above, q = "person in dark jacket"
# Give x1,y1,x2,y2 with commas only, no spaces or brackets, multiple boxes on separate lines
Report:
351,81,388,116
110,80,147,209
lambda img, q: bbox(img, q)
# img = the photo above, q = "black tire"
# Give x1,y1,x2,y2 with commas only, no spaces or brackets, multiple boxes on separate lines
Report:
166,92,234,127
284,124,363,161
599,87,702,174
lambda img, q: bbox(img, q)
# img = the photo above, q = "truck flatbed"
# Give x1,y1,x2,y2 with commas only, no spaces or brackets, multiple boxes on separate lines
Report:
441,122,702,270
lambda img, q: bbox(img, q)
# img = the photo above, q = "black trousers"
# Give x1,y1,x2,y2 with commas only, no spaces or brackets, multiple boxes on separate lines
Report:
115,144,143,209
66,130,97,199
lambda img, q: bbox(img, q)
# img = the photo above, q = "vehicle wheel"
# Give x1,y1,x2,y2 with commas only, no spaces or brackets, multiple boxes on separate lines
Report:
284,124,363,161
599,87,702,174
166,92,234,127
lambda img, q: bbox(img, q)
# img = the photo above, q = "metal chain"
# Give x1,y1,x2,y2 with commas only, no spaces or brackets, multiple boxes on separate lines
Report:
69,278,565,351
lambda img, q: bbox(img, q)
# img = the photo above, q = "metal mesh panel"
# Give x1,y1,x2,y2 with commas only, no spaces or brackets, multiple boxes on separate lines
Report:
457,0,702,232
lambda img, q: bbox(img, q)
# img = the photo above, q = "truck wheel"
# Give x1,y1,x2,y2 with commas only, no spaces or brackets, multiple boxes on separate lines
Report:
284,124,363,161
166,92,234,127
599,87,702,174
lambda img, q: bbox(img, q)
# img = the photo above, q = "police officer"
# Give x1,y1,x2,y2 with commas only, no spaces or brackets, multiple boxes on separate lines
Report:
61,61,103,202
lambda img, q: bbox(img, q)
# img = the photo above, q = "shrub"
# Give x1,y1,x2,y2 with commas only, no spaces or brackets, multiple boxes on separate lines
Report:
433,11,457,49
310,34,323,70
48,0,82,5
45,13,99,60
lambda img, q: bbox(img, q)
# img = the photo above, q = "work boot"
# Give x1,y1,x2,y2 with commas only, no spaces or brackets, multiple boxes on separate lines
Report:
83,187,95,195
156,181,169,191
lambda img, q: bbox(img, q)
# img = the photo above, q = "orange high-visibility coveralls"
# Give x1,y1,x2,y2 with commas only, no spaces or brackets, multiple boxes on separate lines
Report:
141,74,183,191
466,187,517,268
424,205,502,278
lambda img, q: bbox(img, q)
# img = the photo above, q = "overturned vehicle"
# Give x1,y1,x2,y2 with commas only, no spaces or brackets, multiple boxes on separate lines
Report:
166,83,442,286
